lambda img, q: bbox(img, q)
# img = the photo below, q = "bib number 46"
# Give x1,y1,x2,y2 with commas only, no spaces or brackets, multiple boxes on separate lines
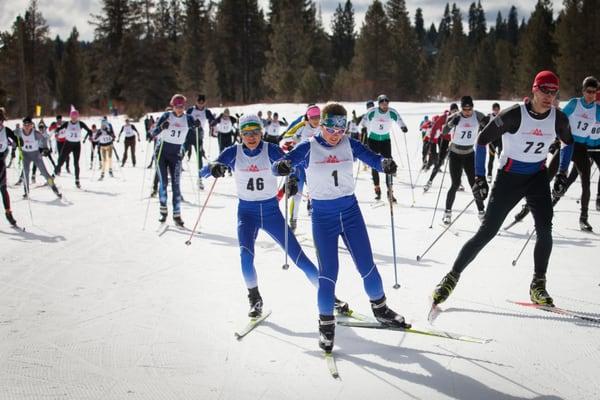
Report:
246,177,264,191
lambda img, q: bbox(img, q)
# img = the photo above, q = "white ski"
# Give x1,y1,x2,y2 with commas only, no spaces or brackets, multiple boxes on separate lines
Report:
234,310,272,340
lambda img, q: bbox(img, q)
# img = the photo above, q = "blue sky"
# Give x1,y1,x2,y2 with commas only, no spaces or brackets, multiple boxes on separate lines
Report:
0,0,559,42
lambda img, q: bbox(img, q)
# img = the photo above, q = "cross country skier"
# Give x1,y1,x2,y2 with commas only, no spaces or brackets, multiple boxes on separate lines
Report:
150,94,196,226
54,107,92,188
17,117,62,199
95,120,116,180
441,96,487,224
187,94,216,190
49,115,70,174
203,114,350,319
31,119,57,183
117,118,141,167
279,105,322,231
423,103,459,192
485,103,502,182
83,123,102,170
272,102,409,352
361,95,408,201
263,112,288,144
431,70,574,308
0,108,19,226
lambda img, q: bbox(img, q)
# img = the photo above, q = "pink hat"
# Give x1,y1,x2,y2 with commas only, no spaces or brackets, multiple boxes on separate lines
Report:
306,105,320,119
70,105,79,119
532,70,559,91
170,94,187,108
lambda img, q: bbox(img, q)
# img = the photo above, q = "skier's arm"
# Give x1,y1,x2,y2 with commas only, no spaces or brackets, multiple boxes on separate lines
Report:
350,138,384,172
79,122,92,136
200,145,237,178
131,124,141,141
117,126,125,141
151,113,169,137
272,141,311,175
391,108,408,132
555,110,574,173
5,127,17,143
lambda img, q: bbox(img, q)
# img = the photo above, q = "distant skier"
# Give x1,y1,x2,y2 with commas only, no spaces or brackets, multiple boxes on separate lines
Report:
0,108,19,226
54,106,92,188
117,118,141,167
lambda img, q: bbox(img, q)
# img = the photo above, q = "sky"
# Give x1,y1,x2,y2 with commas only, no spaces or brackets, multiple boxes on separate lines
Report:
0,1,560,42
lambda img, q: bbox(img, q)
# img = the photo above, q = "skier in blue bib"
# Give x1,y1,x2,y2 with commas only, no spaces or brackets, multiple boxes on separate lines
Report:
272,102,410,352
203,114,350,319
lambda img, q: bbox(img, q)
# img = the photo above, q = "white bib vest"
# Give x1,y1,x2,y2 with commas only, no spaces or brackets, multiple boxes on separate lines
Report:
65,122,82,142
569,99,596,141
234,142,278,201
500,105,557,166
0,127,7,153
98,129,113,144
266,122,281,137
21,132,39,152
123,125,136,137
218,118,233,133
296,123,320,143
160,113,189,145
305,136,355,200
451,114,479,146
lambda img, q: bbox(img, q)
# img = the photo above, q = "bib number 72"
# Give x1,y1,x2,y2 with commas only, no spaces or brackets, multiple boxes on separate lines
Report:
524,141,545,154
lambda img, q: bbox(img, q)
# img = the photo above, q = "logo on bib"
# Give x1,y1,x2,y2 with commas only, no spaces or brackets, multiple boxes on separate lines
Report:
579,113,590,120
463,122,473,128
244,164,260,172
530,128,544,137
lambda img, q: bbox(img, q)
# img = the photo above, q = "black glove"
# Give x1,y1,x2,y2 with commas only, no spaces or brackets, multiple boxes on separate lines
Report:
160,120,169,130
274,160,292,176
401,126,408,133
209,162,227,178
450,114,461,126
286,175,298,197
193,119,201,128
472,176,489,202
381,158,397,174
552,172,568,198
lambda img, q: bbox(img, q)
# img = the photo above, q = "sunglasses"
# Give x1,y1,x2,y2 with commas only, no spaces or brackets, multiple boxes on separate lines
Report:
241,129,262,137
379,99,389,104
323,126,346,135
461,107,473,111
537,86,558,96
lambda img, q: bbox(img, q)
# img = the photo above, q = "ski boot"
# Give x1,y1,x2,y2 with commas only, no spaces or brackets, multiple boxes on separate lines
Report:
318,315,335,352
289,218,297,232
370,296,410,328
423,180,432,193
109,169,114,177
89,162,93,170
530,276,554,306
75,180,81,189
387,189,397,203
31,175,36,184
432,271,459,305
51,184,62,199
580,212,593,232
98,173,104,181
334,297,351,316
150,188,158,198
5,210,17,226
159,206,168,223
374,185,381,201
173,215,184,227
248,287,263,318
442,210,452,225
198,178,204,190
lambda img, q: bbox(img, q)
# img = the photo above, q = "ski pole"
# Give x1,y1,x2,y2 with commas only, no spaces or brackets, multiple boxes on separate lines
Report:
353,159,362,188
142,140,164,230
185,177,218,245
429,155,449,229
511,228,536,266
402,129,415,206
417,199,475,261
387,174,400,289
140,141,152,200
391,130,404,169
282,176,290,270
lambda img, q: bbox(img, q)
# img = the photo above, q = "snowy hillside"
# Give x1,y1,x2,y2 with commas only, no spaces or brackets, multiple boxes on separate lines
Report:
0,101,598,400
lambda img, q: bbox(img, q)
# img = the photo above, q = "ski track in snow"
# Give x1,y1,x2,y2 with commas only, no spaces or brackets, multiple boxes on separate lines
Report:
1,101,599,399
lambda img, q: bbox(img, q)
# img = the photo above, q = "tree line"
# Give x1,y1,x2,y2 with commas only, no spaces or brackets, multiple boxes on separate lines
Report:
0,0,598,118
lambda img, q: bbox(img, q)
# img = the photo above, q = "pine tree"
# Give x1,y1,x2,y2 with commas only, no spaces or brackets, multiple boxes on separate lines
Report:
467,1,486,46
517,0,556,93
181,0,208,93
506,6,520,46
435,3,467,97
57,28,84,109
348,0,392,96
386,0,420,99
414,8,425,44
331,0,356,71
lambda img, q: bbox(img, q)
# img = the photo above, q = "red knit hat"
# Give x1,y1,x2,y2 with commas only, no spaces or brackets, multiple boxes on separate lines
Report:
532,70,559,91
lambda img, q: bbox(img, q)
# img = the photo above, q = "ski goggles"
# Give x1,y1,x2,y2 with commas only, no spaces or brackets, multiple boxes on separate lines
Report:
321,115,347,135
241,128,262,137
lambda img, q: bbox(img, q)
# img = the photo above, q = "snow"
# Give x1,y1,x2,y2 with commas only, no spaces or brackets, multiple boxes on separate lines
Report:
1,101,599,400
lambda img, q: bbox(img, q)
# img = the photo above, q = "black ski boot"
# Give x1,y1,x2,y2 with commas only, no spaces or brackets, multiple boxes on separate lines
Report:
5,211,17,226
173,215,184,227
514,204,530,222
289,218,297,232
432,271,459,305
370,296,410,328
334,297,351,316
387,190,397,203
159,206,168,223
150,189,158,198
580,212,593,232
530,276,554,306
374,186,381,201
75,180,81,189
51,184,62,199
109,169,114,177
318,315,335,352
98,173,104,181
248,287,263,318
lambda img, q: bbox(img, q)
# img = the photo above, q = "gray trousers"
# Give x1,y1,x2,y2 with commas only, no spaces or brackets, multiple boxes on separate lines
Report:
22,151,52,194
